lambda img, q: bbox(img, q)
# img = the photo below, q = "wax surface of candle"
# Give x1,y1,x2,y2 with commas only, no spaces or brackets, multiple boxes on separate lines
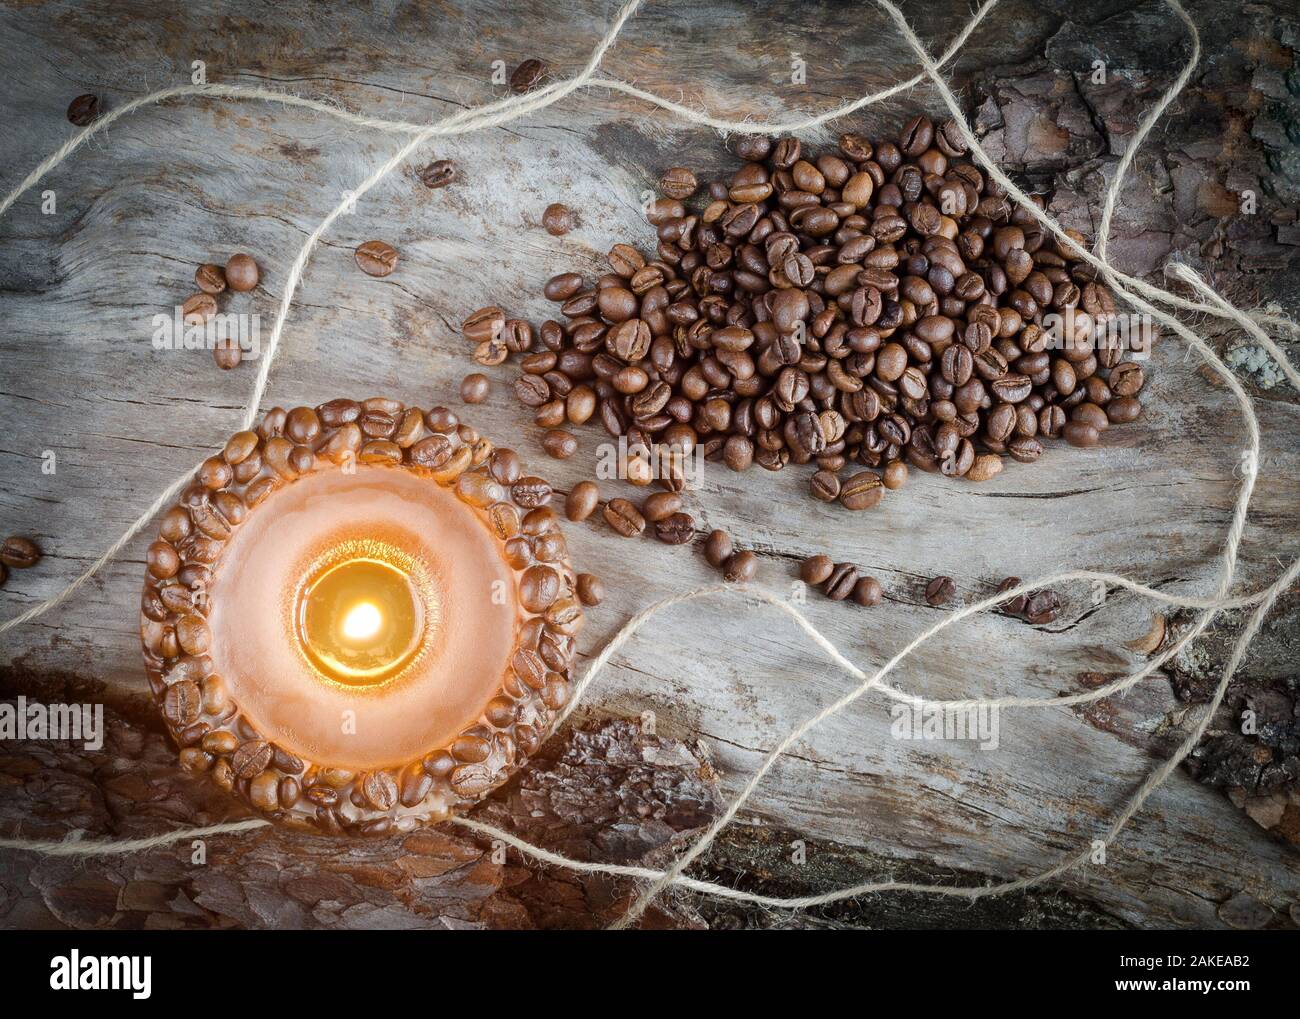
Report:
207,466,520,770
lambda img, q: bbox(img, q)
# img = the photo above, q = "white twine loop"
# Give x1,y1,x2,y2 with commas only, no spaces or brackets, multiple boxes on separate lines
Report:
0,0,1296,929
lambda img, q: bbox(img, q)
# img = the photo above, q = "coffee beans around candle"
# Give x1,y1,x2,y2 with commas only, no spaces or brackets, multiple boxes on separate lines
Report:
460,373,490,404
542,203,576,236
225,253,260,292
355,240,398,277
140,401,587,834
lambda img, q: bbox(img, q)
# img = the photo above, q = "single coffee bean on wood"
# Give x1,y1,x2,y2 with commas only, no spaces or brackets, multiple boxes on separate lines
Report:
0,536,41,569
603,498,645,537
853,575,884,606
510,58,546,93
195,263,227,294
225,253,260,292
355,240,398,277
565,480,600,521
704,529,732,568
418,159,458,188
460,373,490,404
824,562,858,601
542,203,576,236
654,512,695,545
67,93,99,125
576,573,604,606
997,576,1028,616
925,576,956,606
724,550,758,583
542,429,578,459
800,554,833,585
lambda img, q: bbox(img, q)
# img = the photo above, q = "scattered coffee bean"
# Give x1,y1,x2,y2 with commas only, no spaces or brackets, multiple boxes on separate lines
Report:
824,562,858,600
603,497,645,537
641,491,681,522
724,550,758,583
800,554,833,585
925,575,957,606
654,511,695,545
181,292,216,325
67,94,99,126
565,480,600,521
852,575,883,606
839,472,883,511
659,167,697,200
460,373,490,404
418,159,458,189
542,429,578,459
195,263,227,295
225,253,260,292
355,239,398,277
997,576,1028,616
576,572,604,606
704,529,733,568
0,536,41,569
213,337,242,371
510,58,547,93
542,203,576,236
810,470,841,502
1023,588,1061,625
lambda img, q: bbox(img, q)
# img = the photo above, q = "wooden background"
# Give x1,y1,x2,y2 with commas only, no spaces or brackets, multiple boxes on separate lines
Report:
1,0,1298,929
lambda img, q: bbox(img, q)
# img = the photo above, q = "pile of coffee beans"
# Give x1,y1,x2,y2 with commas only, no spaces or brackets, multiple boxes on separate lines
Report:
0,535,42,588
182,253,261,370
462,114,1147,513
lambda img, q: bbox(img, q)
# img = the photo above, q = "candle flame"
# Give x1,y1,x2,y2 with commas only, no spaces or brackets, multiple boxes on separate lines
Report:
341,601,383,642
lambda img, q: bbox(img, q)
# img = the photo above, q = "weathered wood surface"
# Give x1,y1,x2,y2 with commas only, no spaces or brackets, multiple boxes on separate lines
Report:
1,0,1298,929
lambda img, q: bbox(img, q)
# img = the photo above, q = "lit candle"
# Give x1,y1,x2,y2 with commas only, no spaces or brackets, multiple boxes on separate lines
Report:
141,399,585,835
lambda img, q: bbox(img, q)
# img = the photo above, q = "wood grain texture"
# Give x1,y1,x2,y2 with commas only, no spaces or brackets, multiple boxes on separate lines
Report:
1,0,1298,929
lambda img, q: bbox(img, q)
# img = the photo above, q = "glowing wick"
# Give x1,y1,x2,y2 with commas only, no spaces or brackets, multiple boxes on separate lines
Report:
341,601,383,642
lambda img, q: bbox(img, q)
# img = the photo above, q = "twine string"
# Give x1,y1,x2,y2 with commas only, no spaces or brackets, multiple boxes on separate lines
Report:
0,0,1296,927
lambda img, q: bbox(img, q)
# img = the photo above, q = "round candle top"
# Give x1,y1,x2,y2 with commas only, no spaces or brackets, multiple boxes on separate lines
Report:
141,399,584,835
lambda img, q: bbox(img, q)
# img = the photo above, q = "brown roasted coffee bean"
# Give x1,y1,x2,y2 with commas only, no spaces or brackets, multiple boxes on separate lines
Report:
182,292,217,325
541,429,578,459
0,536,41,569
810,469,840,502
852,575,884,606
510,58,547,93
460,373,490,404
576,573,604,606
225,253,260,292
654,512,695,545
723,550,758,583
1023,588,1061,625
641,491,681,522
542,202,576,235
660,167,697,200
195,263,227,294
997,577,1028,616
418,159,458,188
925,575,956,606
800,554,833,585
704,529,732,568
839,471,883,510
355,240,398,277
603,498,645,537
824,562,858,601
565,480,600,521
67,93,100,126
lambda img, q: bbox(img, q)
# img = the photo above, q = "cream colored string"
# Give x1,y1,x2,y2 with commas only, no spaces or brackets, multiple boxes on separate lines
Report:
0,0,1295,924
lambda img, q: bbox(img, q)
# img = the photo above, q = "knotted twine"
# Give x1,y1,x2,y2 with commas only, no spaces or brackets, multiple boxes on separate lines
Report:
0,0,1296,930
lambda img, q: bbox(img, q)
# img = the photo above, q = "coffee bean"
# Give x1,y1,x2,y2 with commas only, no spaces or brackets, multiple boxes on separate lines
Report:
800,554,833,585
1063,421,1100,448
195,263,227,295
824,563,858,600
67,94,100,126
839,471,883,510
542,429,578,459
565,480,600,521
641,491,681,522
925,576,956,606
542,203,576,236
1023,588,1061,625
576,573,604,606
852,575,883,606
997,577,1028,616
225,253,259,291
660,167,697,200
603,497,645,537
704,529,732,568
182,293,217,325
510,58,546,93
654,512,695,545
418,159,458,189
355,240,398,277
723,550,758,583
460,373,490,404
0,536,41,569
